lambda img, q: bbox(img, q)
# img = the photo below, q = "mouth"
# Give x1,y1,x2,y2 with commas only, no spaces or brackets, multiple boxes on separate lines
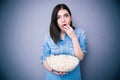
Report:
62,24,66,27
63,24,66,26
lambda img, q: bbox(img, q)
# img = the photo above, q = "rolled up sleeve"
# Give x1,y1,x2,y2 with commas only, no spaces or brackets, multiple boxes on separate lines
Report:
78,30,87,54
40,36,51,62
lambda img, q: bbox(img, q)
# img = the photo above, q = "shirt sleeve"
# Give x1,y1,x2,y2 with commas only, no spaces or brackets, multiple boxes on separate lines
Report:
78,29,87,54
40,36,51,62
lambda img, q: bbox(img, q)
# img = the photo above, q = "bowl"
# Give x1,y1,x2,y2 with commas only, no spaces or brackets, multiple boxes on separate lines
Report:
46,55,79,72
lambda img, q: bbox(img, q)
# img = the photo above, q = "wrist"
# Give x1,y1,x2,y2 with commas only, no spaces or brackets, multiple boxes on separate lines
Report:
71,36,77,41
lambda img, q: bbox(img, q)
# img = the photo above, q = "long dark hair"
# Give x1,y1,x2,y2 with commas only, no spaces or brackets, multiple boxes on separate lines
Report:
49,4,74,44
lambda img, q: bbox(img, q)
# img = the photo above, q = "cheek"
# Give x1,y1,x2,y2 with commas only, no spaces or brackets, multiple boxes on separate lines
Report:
66,18,71,24
57,20,61,26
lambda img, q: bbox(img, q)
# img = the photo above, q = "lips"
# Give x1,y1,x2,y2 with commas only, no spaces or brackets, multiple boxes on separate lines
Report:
63,24,66,26
62,24,66,27
61,24,67,29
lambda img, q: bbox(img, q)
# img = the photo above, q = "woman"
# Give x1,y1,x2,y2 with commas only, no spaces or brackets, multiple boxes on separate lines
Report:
40,3,87,80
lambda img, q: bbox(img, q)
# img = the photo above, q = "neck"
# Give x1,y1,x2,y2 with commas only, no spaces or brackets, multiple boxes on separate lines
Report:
60,31,66,40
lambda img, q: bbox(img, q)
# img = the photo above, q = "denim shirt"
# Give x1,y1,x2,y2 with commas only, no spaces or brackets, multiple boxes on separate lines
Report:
40,27,87,80
40,27,87,62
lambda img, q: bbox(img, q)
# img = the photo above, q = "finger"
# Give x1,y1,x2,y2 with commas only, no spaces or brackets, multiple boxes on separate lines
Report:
62,72,67,74
59,72,63,74
55,71,63,75
63,27,69,33
66,25,72,29
53,71,60,75
63,26,69,30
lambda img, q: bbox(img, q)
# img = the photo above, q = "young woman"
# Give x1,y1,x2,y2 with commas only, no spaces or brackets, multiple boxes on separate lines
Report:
40,3,87,80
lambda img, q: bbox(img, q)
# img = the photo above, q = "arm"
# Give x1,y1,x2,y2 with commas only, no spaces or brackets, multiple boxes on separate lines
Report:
63,25,84,60
42,61,52,72
42,60,67,75
71,36,84,60
40,36,67,75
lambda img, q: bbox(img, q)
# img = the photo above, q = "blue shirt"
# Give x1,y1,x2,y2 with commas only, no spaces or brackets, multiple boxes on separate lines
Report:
40,28,87,80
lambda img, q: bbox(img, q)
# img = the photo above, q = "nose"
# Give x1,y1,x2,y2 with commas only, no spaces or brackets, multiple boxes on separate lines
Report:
62,17,65,23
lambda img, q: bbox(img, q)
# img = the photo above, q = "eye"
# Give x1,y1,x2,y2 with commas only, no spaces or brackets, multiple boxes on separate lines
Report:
64,14,69,18
57,15,61,19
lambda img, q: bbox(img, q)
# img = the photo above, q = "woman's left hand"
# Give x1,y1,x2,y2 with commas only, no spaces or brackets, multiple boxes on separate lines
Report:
63,25,76,40
51,69,67,76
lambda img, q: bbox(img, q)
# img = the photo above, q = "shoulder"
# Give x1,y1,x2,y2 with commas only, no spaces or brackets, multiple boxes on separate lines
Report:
44,34,52,42
44,34,51,40
43,34,54,44
74,27,86,36
74,27,86,39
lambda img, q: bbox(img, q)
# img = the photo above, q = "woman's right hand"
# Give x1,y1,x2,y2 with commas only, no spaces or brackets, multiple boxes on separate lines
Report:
42,61,67,75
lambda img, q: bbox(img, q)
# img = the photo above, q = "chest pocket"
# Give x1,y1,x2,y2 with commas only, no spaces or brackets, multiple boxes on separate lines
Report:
50,46,60,55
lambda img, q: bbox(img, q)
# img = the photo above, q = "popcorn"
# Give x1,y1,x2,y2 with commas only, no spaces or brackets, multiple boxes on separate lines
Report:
47,55,79,72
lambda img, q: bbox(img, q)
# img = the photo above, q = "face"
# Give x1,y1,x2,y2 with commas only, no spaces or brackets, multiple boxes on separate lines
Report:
57,9,72,32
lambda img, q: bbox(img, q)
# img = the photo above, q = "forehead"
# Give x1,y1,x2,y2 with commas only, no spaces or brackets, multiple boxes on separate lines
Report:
57,9,69,16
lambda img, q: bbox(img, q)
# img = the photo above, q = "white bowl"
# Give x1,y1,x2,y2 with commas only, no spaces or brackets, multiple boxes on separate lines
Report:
46,55,79,72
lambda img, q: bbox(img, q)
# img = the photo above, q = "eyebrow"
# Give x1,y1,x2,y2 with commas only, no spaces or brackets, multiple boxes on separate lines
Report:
57,13,69,16
64,13,69,15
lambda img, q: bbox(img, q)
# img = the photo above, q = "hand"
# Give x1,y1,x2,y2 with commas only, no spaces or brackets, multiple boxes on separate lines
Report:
63,25,77,40
51,69,67,76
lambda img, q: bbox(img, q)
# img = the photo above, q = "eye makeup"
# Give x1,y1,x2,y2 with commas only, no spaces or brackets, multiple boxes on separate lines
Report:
57,13,70,20
64,13,69,18
57,15,61,19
